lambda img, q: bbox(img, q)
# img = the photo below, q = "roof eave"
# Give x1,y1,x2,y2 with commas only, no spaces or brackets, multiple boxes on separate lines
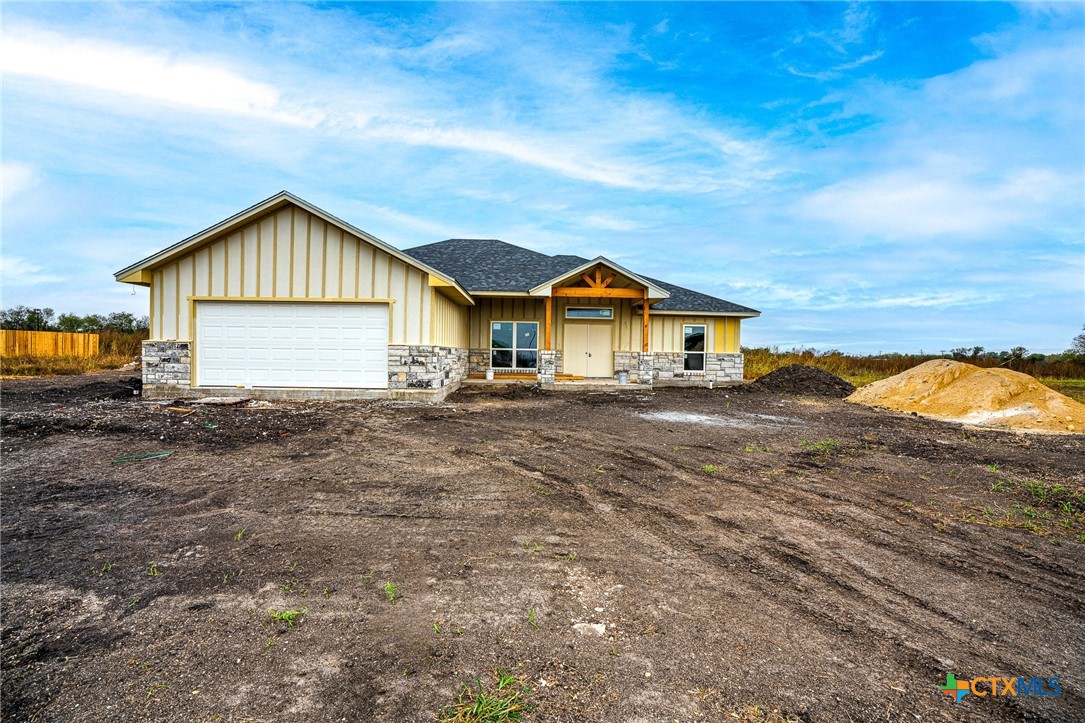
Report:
527,256,670,299
647,309,760,318
113,191,474,305
113,191,294,280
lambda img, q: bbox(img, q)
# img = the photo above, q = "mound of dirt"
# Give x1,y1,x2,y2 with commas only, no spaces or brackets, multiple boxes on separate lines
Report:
847,359,1085,434
2,375,142,406
745,365,856,398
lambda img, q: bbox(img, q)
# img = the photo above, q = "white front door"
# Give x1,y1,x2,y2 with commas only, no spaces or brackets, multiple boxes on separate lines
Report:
196,301,388,388
564,322,613,378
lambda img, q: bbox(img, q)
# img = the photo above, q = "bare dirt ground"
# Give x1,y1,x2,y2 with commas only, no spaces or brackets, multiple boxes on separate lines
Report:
2,370,1083,723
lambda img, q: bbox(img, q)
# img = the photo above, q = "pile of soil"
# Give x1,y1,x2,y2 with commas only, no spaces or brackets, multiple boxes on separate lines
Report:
847,359,1085,433
2,375,142,404
745,364,855,397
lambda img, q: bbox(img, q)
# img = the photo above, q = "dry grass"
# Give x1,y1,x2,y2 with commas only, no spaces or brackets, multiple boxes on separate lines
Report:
743,348,1085,399
97,331,146,356
1,331,145,378
0,354,136,378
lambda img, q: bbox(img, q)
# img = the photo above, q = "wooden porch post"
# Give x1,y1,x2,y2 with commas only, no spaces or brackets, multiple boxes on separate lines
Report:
544,296,552,351
642,289,649,352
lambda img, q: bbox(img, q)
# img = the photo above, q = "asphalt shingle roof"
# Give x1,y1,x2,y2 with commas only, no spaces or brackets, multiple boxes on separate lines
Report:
404,239,587,292
402,238,757,315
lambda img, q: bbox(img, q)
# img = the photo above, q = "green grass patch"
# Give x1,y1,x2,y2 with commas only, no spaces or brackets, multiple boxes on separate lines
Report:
439,669,532,723
1038,378,1085,403
267,607,308,627
968,476,1085,540
800,438,841,455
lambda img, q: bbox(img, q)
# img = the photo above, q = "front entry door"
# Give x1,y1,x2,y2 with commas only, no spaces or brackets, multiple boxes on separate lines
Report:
564,322,614,378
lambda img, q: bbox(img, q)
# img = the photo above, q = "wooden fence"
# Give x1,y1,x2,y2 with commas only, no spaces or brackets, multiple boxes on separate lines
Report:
0,330,100,357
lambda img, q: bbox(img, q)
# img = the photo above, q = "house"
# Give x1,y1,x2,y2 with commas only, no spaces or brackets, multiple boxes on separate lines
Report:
115,192,759,401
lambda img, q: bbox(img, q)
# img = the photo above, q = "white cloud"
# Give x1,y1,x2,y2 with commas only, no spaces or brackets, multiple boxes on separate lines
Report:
582,214,642,232
864,291,996,309
1,23,781,195
796,166,1077,239
0,30,320,126
1,162,40,202
367,123,658,190
0,255,63,286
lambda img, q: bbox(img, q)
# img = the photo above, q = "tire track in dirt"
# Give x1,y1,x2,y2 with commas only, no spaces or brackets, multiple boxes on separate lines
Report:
465,414,1085,717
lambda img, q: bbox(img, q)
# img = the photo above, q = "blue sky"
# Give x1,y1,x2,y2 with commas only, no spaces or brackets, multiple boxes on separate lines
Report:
2,1,1082,354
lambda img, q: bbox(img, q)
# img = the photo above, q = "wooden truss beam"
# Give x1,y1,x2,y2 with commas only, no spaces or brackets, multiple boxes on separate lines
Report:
578,265,617,289
551,287,643,299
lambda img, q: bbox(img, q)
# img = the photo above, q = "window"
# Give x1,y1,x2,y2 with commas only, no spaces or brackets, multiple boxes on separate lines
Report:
491,321,538,369
565,307,614,319
684,324,706,372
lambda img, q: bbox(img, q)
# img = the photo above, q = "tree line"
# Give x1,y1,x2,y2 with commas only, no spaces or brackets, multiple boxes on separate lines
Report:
0,306,150,335
943,324,1085,365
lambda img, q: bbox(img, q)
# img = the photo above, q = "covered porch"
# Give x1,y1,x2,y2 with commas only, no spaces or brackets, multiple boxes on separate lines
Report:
462,258,667,385
531,259,663,384
463,257,745,387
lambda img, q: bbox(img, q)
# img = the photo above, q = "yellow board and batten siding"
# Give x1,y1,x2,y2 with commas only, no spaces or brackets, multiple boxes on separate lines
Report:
466,297,742,353
148,206,439,346
649,315,741,354
432,291,470,348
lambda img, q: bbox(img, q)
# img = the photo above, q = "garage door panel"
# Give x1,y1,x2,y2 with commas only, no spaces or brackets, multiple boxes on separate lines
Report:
196,301,388,389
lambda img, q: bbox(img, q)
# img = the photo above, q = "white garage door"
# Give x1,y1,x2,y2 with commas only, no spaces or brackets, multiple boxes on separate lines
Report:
196,301,388,389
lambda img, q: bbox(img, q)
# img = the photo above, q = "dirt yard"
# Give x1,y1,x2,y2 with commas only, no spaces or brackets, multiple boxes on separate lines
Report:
2,371,1083,722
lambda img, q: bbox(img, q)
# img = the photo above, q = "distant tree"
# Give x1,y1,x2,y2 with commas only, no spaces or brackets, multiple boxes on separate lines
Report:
103,311,139,333
2,308,149,335
1009,346,1028,360
83,314,107,331
0,306,55,330
55,313,84,332
1070,325,1085,356
971,346,985,359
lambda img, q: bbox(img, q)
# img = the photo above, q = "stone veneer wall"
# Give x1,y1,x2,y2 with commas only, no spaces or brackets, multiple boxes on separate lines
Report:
142,340,191,387
468,349,489,375
536,350,564,383
141,341,468,400
388,346,468,390
613,351,653,384
652,352,743,384
469,348,560,377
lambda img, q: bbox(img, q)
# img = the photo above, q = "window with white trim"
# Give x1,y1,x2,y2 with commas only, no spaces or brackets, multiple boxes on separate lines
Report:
684,324,706,372
490,321,538,369
565,307,614,319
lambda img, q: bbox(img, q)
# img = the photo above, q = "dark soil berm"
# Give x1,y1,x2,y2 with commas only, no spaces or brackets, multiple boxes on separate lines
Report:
745,364,856,397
